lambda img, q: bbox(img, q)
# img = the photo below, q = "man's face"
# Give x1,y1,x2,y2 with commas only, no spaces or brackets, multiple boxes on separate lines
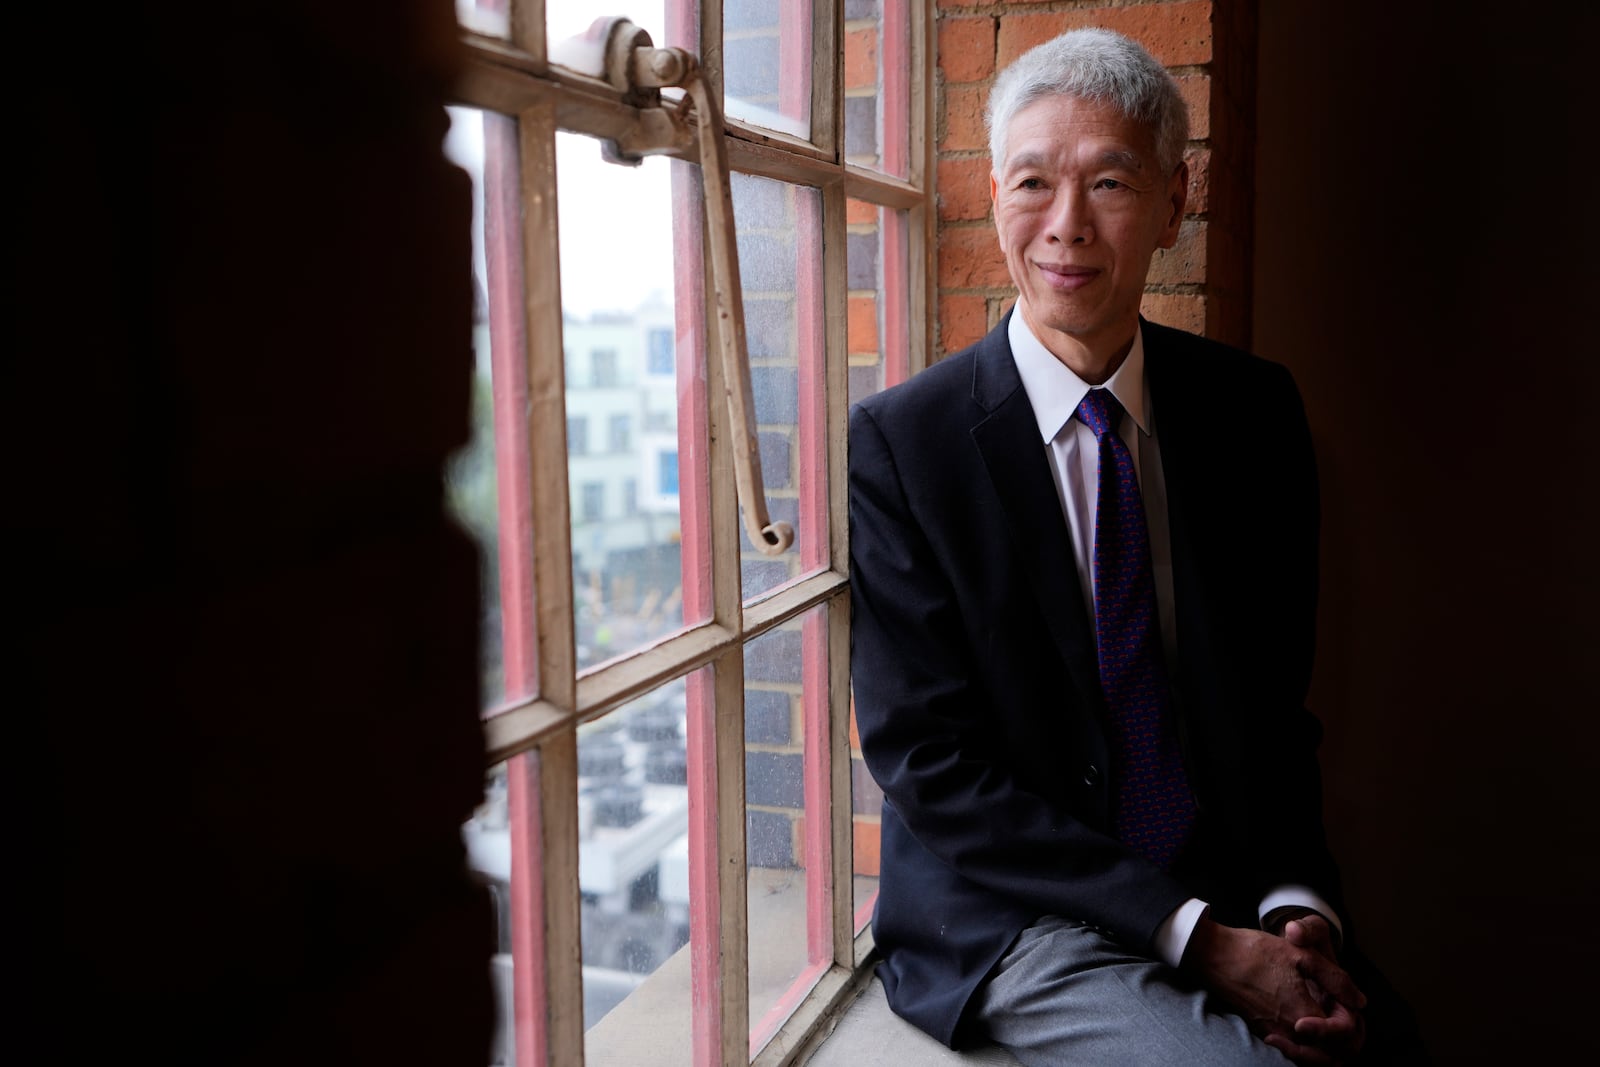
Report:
991,94,1187,363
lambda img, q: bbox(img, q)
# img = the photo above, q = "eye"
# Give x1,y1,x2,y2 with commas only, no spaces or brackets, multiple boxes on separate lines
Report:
1017,177,1046,191
1096,178,1125,191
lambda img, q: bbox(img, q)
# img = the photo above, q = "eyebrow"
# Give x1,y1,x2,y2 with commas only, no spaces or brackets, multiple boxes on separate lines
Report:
1004,151,1050,175
1097,149,1147,172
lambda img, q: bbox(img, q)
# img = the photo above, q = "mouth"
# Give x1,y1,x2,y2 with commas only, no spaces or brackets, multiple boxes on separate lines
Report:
1034,262,1099,292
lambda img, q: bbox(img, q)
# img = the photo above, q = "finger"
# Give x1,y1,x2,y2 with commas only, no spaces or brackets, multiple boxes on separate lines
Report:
1263,1032,1337,1066
1295,1004,1366,1056
1296,950,1367,1012
1294,1011,1359,1040
1285,917,1335,957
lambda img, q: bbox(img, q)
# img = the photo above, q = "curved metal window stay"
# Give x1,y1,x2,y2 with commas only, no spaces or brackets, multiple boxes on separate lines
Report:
552,16,795,558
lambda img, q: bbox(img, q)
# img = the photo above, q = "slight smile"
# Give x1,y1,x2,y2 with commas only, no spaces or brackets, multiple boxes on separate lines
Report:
1034,262,1100,291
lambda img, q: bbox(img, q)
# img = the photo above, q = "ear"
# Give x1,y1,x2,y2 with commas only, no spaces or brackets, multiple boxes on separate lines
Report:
1157,159,1189,249
989,171,999,207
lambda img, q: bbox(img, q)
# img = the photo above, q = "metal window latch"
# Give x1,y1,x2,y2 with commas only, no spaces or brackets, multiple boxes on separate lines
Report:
553,17,795,557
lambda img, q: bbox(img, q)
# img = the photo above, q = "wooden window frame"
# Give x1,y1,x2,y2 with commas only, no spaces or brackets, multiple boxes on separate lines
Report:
451,2,935,1064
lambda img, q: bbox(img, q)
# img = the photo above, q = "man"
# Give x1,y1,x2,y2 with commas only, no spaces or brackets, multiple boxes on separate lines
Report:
849,29,1396,1065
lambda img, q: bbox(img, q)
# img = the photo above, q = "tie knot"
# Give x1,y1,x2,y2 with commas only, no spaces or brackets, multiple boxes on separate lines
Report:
1075,388,1123,437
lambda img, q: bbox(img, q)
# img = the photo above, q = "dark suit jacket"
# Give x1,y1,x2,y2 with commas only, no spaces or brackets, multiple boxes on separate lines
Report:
847,314,1343,1047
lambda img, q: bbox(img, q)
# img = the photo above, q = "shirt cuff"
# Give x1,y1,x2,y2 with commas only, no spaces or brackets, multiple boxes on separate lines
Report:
1258,884,1343,942
1153,897,1210,968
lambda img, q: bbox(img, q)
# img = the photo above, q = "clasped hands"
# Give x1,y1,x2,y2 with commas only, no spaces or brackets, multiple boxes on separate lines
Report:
1183,910,1367,1065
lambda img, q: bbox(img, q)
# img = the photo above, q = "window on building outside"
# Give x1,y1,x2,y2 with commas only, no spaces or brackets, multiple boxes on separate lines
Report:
581,482,605,523
445,2,927,1064
608,414,631,454
592,347,619,387
646,327,674,376
656,450,679,498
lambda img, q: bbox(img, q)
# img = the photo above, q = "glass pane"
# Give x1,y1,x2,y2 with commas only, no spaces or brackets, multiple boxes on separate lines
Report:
844,0,910,176
580,676,702,1065
456,0,509,39
846,199,911,411
735,173,826,601
725,0,811,139
463,753,542,1067
446,105,539,711
745,604,829,1052
548,1,674,77
849,691,881,947
558,132,707,670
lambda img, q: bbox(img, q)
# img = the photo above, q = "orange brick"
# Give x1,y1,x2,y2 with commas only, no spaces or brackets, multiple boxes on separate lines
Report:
1140,291,1206,335
849,698,860,752
848,294,880,353
845,27,878,92
1175,73,1210,140
940,292,989,352
1147,219,1206,285
846,198,877,225
941,83,990,153
937,156,992,222
1184,145,1210,214
853,817,881,877
938,16,996,84
939,226,1010,289
997,2,1213,69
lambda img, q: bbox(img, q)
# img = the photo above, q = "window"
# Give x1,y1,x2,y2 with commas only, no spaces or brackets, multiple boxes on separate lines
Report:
447,2,928,1064
656,450,679,498
591,347,619,387
608,413,631,454
646,327,674,376
581,482,605,523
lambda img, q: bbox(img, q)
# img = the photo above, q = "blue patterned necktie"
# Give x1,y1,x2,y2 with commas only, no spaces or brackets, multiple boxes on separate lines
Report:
1076,388,1196,868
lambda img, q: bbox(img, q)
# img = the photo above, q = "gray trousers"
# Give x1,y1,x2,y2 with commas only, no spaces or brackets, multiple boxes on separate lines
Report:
973,916,1290,1067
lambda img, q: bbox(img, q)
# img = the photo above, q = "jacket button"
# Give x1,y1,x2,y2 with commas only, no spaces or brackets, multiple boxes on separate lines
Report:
1083,764,1100,786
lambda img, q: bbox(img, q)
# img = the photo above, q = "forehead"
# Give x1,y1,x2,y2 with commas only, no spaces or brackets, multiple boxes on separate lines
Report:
1001,94,1157,170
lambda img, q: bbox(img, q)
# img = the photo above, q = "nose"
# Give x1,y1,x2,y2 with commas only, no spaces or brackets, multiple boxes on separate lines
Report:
1046,186,1093,245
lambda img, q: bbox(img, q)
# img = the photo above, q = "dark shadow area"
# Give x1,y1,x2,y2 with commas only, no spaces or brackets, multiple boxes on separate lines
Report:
10,3,493,1062
1255,4,1600,1060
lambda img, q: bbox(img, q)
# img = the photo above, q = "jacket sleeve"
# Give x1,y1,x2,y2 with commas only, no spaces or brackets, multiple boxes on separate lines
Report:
848,399,1192,953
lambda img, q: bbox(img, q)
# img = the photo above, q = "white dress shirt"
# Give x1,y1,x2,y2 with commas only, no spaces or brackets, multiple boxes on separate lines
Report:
1007,312,1339,967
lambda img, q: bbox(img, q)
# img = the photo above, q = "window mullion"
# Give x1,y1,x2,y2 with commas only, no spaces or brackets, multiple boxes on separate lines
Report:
827,594,855,966
820,172,856,967
516,95,584,1067
824,0,843,163
911,1,936,378
510,0,544,58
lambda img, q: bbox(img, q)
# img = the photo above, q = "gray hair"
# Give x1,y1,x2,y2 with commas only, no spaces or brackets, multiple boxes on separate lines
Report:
985,28,1189,175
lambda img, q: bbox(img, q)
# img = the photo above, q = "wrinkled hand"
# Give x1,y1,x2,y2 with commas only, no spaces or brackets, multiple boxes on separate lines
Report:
1273,915,1366,1063
1183,916,1366,1066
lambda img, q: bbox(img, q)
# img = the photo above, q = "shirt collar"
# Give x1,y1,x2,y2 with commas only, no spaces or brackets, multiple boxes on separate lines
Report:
1008,310,1151,444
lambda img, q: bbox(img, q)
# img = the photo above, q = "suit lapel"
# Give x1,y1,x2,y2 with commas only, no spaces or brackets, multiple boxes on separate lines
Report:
968,315,1105,718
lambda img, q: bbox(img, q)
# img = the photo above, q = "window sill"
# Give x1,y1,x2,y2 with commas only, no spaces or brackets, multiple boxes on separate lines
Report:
584,868,879,1065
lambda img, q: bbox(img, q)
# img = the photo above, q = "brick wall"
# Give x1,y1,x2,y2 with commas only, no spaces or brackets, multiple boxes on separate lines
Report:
935,0,1257,356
